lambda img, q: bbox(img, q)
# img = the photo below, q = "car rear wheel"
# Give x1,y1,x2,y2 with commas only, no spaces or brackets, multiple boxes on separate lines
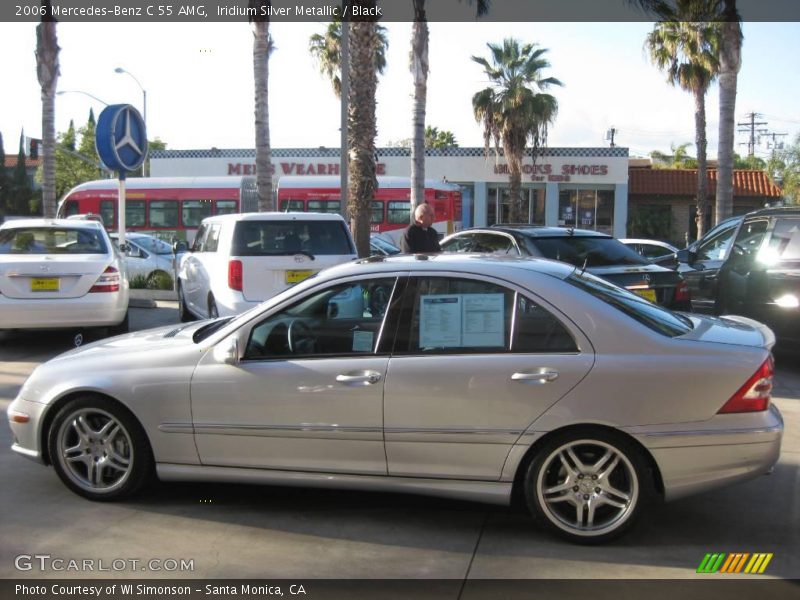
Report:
524,430,651,543
48,396,153,501
177,282,194,322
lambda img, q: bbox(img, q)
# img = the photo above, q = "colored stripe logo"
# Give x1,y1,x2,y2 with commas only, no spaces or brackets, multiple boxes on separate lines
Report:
697,553,773,574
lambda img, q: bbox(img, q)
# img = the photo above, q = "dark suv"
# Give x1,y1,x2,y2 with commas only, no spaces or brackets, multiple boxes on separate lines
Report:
440,226,692,310
677,206,800,349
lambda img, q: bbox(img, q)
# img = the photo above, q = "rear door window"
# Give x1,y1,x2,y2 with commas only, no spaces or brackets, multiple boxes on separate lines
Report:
765,217,800,260
232,220,354,256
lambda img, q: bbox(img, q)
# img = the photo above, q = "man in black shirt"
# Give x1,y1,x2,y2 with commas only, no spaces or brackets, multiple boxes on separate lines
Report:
400,203,441,253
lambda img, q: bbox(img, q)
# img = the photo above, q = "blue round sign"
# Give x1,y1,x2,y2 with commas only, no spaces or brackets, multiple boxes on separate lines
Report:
95,104,148,174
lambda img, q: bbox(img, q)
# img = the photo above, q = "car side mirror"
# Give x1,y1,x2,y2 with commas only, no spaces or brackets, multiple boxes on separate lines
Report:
213,337,240,366
676,248,694,264
173,240,189,254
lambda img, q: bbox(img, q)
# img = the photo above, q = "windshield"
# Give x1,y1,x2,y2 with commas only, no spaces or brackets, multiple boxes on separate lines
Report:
527,236,648,267
133,236,174,255
0,227,108,255
566,270,693,337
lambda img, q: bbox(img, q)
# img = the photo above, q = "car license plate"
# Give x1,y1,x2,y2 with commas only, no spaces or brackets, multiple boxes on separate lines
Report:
632,288,656,302
285,270,314,284
31,278,60,292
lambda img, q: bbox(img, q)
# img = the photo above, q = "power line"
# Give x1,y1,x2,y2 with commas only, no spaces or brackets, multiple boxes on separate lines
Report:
737,112,768,157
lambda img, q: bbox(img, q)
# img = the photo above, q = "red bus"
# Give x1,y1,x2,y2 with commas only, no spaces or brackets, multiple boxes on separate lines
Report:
277,176,463,244
57,176,258,242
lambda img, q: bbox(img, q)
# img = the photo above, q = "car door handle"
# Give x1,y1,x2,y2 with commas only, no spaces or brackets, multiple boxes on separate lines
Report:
511,370,559,384
336,371,382,385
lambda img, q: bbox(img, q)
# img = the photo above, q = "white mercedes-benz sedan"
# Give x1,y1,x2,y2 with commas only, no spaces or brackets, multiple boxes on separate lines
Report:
7,254,782,543
0,219,129,333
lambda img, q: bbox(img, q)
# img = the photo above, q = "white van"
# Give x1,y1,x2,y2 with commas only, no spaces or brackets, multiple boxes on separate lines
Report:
177,212,357,320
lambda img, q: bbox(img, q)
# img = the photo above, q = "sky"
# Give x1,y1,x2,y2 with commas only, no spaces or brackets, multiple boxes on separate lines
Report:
1,19,799,162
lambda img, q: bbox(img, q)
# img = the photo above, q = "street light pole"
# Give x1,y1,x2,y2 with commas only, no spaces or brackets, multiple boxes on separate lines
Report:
57,89,109,106
114,67,148,176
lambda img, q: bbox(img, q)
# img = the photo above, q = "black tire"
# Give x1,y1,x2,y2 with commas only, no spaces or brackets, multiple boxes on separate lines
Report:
47,396,153,501
108,310,129,336
208,296,219,319
177,282,194,323
524,429,652,544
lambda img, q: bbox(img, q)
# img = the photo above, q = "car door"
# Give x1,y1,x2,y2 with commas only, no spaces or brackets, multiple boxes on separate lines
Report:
182,223,222,317
680,219,741,312
382,274,594,480
190,275,404,475
717,218,770,314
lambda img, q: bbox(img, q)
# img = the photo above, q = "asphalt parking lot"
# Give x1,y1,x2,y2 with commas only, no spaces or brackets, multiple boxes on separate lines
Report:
0,302,798,591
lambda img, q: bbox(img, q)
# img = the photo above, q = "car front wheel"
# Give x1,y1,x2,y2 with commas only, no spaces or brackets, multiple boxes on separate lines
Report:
48,397,153,501
524,430,651,543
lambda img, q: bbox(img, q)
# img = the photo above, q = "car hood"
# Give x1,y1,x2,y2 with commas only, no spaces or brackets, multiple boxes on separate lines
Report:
680,313,776,349
50,320,213,362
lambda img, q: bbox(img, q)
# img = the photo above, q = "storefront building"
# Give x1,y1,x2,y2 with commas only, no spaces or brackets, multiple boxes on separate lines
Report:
150,146,631,238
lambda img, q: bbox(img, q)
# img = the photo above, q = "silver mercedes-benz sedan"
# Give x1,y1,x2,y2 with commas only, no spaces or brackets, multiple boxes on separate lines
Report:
7,255,783,543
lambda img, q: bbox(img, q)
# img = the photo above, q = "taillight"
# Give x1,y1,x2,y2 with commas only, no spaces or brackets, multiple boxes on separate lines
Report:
89,266,120,293
228,260,243,291
674,280,690,302
718,357,774,414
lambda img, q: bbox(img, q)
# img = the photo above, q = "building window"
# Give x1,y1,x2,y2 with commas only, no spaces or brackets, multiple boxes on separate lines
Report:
488,187,544,226
559,189,614,234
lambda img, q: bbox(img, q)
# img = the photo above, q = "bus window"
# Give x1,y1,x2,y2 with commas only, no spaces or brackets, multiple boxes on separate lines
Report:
279,199,305,212
216,200,237,216
387,201,410,225
150,200,179,228
308,200,340,214
126,201,146,227
99,201,115,228
371,201,384,224
182,200,213,227
64,200,80,217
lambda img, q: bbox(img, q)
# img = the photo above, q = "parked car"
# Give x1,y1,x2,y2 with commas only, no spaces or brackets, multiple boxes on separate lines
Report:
0,218,129,333
620,238,679,270
677,206,800,350
370,234,401,256
110,232,183,288
8,255,782,543
177,212,357,321
441,226,692,310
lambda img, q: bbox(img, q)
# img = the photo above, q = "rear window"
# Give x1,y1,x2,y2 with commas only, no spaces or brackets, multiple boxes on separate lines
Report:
231,220,354,256
526,236,648,267
0,227,108,255
566,270,692,337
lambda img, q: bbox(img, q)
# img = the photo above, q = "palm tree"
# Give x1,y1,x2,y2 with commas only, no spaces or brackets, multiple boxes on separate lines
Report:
409,1,490,214
36,2,59,218
249,1,273,212
472,38,562,223
308,14,388,100
716,0,742,225
425,126,458,149
348,16,382,258
632,0,741,228
646,14,720,238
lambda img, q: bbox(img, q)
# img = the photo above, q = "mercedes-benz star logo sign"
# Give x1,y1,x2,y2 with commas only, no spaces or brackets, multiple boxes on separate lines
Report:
115,108,144,158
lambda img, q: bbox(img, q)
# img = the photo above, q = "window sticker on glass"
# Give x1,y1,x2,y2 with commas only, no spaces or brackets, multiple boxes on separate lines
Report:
420,295,463,347
352,330,374,352
419,293,506,348
462,294,505,347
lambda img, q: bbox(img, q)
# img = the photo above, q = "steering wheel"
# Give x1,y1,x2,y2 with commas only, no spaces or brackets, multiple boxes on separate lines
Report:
287,319,316,354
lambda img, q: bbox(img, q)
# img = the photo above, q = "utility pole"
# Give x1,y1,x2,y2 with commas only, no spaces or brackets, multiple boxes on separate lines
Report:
606,127,617,148
737,112,767,157
763,131,788,156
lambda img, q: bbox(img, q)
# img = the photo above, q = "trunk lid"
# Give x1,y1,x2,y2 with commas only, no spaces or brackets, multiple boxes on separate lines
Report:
0,255,111,299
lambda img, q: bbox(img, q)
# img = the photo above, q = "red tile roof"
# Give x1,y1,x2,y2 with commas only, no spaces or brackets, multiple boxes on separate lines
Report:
4,156,42,169
629,168,782,198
